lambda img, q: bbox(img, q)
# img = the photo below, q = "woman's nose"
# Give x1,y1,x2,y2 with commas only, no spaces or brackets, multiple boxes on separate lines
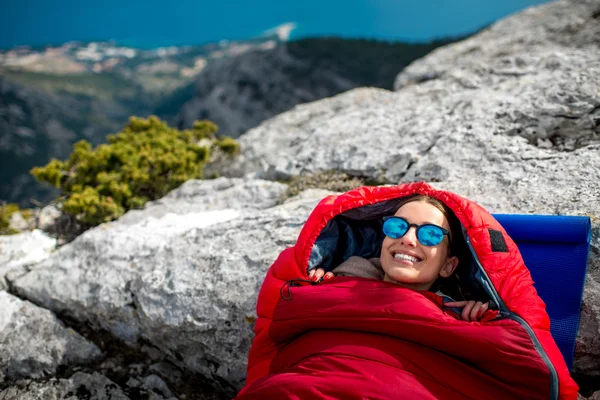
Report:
400,227,418,247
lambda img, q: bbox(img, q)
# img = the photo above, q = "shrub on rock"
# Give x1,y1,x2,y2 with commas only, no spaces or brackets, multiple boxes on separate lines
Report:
30,116,238,227
216,137,241,155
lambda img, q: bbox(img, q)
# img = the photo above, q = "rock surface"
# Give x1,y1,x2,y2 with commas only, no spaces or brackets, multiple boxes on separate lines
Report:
117,177,288,225
11,178,330,391
35,205,62,231
579,390,600,400
0,291,101,383
0,230,56,290
7,212,30,232
0,372,131,400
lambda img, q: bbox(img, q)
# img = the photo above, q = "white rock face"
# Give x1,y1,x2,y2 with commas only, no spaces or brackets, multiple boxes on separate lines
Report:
0,291,101,383
36,204,62,231
12,178,330,391
0,229,56,290
8,212,29,232
117,177,288,225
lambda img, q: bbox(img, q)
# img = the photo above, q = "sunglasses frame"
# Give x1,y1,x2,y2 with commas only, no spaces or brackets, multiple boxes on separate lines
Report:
382,216,450,247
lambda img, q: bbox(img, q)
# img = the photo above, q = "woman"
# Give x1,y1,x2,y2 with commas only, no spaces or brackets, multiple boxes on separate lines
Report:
235,182,578,399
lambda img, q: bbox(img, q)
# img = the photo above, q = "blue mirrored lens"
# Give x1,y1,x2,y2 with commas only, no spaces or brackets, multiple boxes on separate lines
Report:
383,218,409,239
417,225,445,246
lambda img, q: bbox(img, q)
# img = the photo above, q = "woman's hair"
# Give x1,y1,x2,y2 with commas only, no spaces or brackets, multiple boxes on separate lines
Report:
394,194,469,300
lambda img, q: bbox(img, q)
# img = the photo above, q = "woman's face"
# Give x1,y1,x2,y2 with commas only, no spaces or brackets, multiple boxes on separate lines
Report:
380,200,458,291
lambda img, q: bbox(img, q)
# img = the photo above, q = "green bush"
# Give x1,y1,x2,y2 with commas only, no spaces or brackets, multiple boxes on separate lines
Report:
216,137,240,155
31,116,239,226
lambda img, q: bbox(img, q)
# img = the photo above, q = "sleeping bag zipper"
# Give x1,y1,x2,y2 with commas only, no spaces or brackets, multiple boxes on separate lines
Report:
464,233,559,400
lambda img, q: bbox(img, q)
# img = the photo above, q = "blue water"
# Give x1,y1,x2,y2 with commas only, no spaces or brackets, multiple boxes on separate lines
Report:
1,0,551,49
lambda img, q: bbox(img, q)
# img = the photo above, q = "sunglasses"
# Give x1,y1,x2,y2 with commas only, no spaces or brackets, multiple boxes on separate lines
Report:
382,216,450,246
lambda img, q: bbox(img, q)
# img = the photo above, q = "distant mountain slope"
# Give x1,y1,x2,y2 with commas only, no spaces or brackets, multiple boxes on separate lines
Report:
0,72,150,205
169,37,456,137
0,36,459,206
1,75,96,205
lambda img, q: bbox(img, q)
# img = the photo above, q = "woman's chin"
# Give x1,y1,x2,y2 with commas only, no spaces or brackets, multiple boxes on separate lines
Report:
384,272,412,285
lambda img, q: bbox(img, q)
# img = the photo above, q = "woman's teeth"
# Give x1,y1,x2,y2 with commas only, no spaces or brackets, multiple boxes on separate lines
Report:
394,253,419,263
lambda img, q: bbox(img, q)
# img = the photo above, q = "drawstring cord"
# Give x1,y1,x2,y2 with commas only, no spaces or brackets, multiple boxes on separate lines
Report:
280,278,320,301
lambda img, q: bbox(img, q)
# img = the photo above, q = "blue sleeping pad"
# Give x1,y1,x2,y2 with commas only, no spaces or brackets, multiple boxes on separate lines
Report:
493,214,592,370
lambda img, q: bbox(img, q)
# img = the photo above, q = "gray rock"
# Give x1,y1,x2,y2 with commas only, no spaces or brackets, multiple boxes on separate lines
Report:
124,373,177,400
579,390,600,400
36,205,62,231
8,212,30,232
394,0,600,92
11,178,331,390
0,372,130,400
117,177,288,225
217,0,600,382
142,374,175,398
0,291,101,383
0,230,56,290
575,237,600,379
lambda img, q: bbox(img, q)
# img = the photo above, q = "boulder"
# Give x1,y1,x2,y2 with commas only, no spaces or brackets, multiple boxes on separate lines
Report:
217,0,600,383
35,205,62,231
579,390,600,400
0,291,101,383
0,229,56,290
0,372,130,400
11,178,330,391
8,212,30,232
116,177,288,225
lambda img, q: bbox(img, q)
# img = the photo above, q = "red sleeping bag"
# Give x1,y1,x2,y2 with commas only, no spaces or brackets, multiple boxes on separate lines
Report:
236,182,579,399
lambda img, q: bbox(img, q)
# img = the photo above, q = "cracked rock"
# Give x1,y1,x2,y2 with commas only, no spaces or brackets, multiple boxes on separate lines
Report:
0,372,129,400
11,178,330,391
0,291,101,383
0,230,56,290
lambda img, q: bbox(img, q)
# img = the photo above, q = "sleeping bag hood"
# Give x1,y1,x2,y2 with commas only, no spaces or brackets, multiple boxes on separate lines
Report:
236,182,579,400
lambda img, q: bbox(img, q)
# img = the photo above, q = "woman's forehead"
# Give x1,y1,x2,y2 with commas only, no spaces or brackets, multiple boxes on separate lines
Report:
394,201,449,226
